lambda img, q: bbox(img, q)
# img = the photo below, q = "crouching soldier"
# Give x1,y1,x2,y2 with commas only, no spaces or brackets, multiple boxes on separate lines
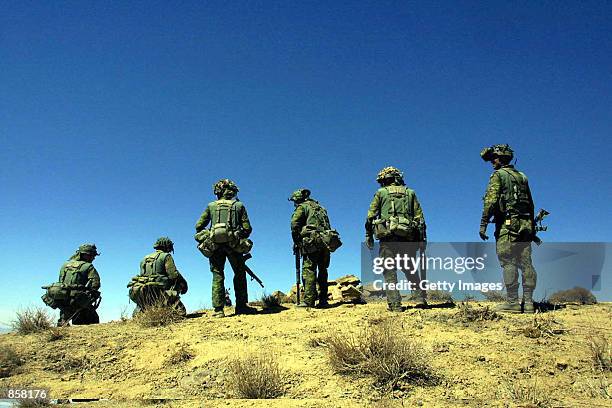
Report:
128,237,188,316
42,243,102,326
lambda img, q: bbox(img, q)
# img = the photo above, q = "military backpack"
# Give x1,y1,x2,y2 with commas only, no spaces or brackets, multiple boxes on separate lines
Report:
299,200,342,254
372,186,419,240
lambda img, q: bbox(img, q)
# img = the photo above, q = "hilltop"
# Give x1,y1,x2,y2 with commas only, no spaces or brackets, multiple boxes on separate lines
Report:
0,300,610,407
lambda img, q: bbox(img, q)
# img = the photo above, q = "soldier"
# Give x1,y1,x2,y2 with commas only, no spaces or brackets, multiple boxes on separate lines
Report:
42,243,102,325
480,144,537,313
128,237,188,316
289,188,336,308
195,179,256,318
365,166,427,312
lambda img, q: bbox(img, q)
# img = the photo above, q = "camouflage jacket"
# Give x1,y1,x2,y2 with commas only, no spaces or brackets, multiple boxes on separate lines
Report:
59,260,100,290
195,199,252,237
481,165,535,239
365,184,425,236
291,199,331,242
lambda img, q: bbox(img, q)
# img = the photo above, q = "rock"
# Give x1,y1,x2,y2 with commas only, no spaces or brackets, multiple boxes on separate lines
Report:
332,275,361,287
330,284,364,303
556,359,569,370
271,290,290,303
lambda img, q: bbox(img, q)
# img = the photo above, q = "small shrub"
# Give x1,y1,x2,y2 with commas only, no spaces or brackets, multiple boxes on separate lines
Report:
323,319,438,390
454,302,500,323
549,287,597,305
12,307,53,334
425,290,454,303
227,352,285,398
0,345,24,378
583,375,611,399
260,293,282,310
133,302,184,328
588,334,611,372
502,378,552,408
522,315,567,338
482,291,507,302
166,344,194,365
15,399,51,408
46,326,67,342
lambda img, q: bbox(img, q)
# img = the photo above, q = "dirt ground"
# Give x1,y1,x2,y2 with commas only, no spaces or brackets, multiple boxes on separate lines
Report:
1,300,610,407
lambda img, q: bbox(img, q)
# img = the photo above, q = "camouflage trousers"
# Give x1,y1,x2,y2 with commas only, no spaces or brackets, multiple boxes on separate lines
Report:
379,239,423,309
496,234,537,292
209,245,248,309
302,248,330,306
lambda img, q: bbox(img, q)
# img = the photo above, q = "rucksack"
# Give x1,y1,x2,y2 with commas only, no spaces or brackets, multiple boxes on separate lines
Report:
496,168,533,217
211,199,237,243
372,186,419,240
299,201,342,253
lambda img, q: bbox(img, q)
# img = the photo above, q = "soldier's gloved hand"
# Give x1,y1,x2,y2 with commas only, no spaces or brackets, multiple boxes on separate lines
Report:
365,235,374,250
479,225,489,241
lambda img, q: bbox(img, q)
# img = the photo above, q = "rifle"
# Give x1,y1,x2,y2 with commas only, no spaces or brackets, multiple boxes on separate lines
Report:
242,253,264,288
532,208,550,246
294,245,301,305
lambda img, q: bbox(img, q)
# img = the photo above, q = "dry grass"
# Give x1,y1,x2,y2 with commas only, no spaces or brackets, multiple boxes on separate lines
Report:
0,344,24,378
549,286,597,305
226,352,285,398
323,319,438,390
15,399,51,407
482,291,507,302
166,343,194,365
521,315,568,338
133,302,184,328
454,301,500,323
588,333,611,372
43,351,90,373
502,378,552,408
45,326,67,342
12,307,53,334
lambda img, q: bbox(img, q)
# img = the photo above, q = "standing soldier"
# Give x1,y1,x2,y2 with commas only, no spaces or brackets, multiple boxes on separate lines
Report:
365,166,427,312
289,189,341,308
480,144,537,313
42,243,102,325
195,179,256,318
128,237,188,316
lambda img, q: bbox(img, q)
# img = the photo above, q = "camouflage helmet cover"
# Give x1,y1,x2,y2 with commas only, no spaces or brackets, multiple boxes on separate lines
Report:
213,179,239,196
376,166,403,183
288,188,311,202
78,243,100,256
153,237,174,252
480,144,514,162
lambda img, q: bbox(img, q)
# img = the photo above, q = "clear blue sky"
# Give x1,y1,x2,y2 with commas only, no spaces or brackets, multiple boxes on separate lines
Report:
1,1,610,323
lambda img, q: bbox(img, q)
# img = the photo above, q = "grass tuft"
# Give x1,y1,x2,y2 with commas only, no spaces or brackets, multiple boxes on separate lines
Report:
12,307,53,334
0,345,24,378
227,352,285,398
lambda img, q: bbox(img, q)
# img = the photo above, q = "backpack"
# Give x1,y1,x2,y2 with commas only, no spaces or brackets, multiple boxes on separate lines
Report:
496,168,534,240
299,201,342,253
372,186,419,240
211,199,237,244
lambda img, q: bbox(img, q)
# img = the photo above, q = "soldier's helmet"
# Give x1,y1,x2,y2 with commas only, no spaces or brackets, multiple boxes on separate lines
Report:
480,144,514,162
153,237,174,253
376,166,404,184
213,179,239,197
288,188,311,203
78,243,100,257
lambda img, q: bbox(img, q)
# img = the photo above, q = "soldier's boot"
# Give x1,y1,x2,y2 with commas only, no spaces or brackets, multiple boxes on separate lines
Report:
495,287,521,313
415,290,428,308
296,302,313,308
523,289,535,313
212,307,225,318
235,304,257,315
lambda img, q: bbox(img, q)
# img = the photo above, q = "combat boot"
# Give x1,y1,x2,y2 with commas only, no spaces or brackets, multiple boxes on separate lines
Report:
212,308,225,318
296,302,314,308
235,304,257,315
523,289,535,313
495,288,522,313
388,304,404,313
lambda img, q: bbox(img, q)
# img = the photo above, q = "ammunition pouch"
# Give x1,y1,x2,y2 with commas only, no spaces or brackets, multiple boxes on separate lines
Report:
195,230,217,258
300,225,325,254
320,229,342,252
41,283,71,309
231,237,253,254
373,217,418,240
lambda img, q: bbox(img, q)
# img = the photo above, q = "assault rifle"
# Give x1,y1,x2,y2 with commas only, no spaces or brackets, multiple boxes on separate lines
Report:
242,253,264,288
532,208,550,245
293,245,301,305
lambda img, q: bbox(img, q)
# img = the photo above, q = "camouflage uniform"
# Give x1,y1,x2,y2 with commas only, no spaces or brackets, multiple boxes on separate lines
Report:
480,145,537,312
195,179,254,316
130,237,188,316
57,244,101,325
290,189,331,307
365,167,427,312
